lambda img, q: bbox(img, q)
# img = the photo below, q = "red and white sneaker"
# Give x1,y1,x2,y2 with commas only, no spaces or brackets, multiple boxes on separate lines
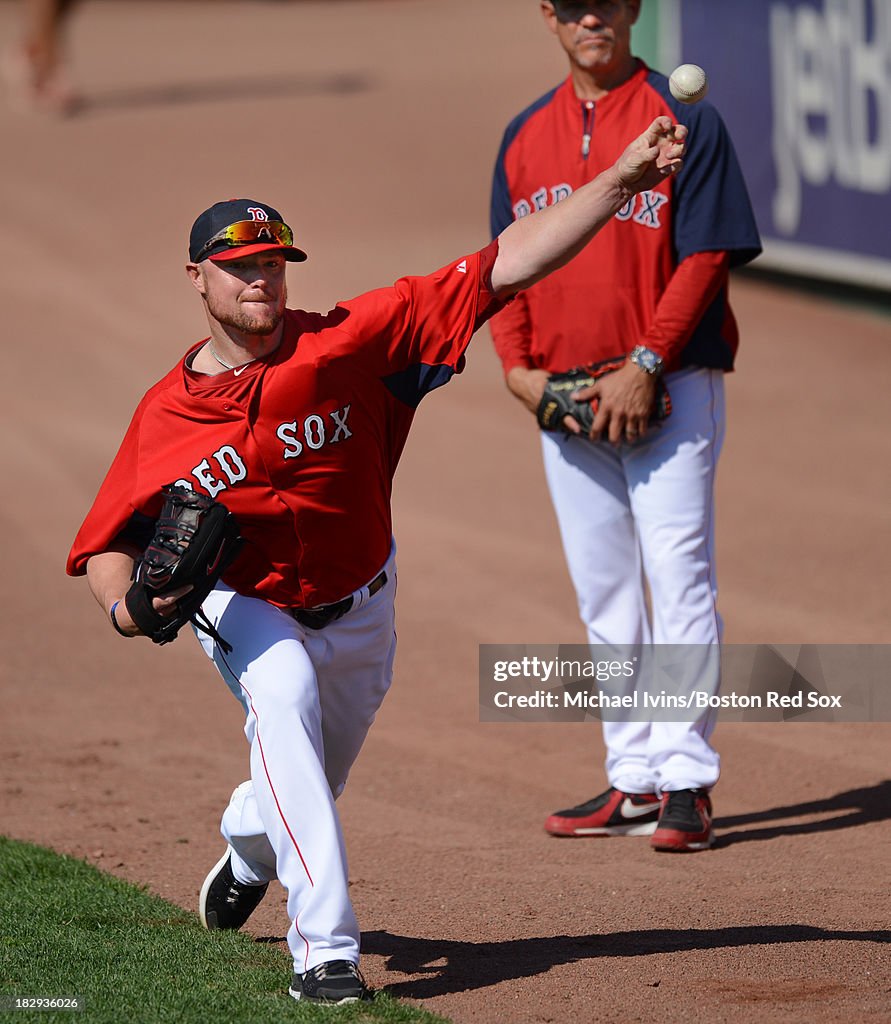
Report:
650,789,714,852
544,787,660,837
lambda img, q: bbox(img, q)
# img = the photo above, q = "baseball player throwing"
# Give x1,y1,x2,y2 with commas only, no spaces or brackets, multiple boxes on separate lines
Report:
489,0,761,851
67,117,685,1005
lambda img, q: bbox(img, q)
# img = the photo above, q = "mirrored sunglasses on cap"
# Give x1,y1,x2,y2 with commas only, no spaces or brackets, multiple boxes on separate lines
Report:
196,220,307,262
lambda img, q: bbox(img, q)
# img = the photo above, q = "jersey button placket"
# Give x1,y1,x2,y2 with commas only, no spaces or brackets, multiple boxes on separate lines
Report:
581,101,594,160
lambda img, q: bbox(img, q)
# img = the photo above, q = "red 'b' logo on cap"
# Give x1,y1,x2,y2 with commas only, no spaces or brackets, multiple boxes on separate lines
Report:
247,207,269,221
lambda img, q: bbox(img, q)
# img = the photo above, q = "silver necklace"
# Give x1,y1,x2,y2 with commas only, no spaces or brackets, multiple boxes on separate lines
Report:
208,341,255,372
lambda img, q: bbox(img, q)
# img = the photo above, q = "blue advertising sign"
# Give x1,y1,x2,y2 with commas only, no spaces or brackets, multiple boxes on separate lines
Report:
678,0,891,288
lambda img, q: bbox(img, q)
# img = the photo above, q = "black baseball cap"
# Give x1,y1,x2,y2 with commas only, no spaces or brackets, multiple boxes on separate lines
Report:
189,199,308,263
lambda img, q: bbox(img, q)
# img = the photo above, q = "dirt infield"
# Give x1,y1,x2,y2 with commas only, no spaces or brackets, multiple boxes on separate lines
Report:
2,2,889,1022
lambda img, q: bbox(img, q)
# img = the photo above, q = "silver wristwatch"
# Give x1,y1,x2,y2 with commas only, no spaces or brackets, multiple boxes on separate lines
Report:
629,345,664,375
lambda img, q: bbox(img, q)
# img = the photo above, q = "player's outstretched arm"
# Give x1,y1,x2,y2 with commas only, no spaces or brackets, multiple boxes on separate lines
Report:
490,117,686,296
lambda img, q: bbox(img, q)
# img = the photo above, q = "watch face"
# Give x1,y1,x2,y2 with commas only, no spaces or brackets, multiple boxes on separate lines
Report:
632,346,661,372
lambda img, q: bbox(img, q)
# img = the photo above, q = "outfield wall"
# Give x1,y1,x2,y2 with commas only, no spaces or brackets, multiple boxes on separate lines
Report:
658,0,891,289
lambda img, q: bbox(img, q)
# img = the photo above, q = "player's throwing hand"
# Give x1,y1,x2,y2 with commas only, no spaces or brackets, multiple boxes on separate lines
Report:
613,116,687,192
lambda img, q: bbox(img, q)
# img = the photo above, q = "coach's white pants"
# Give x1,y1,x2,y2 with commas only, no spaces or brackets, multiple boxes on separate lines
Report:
195,550,397,974
541,368,724,794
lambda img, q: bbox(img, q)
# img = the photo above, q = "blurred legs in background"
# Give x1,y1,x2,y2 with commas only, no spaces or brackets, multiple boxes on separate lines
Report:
3,0,80,114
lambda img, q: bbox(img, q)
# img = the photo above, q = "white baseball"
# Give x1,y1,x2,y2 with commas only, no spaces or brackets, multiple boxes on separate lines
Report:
669,63,708,104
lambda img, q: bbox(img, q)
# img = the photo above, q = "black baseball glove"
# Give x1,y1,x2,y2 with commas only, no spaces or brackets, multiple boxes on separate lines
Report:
536,356,672,436
124,484,243,652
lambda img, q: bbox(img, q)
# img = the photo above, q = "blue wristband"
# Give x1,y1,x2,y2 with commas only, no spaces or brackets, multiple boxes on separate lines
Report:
110,600,133,638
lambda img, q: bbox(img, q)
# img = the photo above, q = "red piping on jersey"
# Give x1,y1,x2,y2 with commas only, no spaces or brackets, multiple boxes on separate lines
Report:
241,681,315,887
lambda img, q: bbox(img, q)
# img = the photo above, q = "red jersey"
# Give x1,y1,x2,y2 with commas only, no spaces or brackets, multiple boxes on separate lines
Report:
489,64,760,374
68,245,500,607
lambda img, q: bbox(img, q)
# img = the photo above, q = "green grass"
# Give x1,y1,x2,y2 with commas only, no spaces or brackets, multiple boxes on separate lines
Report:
0,837,449,1024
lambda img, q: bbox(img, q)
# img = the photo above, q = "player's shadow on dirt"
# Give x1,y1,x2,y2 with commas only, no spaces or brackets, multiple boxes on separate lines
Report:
363,924,891,999
74,71,371,115
711,779,891,847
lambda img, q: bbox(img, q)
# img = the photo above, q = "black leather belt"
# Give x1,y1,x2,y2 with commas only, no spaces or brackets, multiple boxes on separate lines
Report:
291,570,388,630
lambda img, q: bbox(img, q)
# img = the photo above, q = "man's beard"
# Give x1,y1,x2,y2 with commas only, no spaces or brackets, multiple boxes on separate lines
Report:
207,294,285,336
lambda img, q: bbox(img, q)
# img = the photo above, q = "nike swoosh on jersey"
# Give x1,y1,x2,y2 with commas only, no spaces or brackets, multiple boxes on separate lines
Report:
620,798,659,819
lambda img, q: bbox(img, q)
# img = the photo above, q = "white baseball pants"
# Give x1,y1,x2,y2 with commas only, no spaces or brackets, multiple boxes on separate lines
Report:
541,367,725,794
195,549,397,974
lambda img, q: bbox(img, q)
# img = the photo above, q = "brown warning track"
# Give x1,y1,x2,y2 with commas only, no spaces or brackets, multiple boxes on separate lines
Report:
2,2,889,1021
